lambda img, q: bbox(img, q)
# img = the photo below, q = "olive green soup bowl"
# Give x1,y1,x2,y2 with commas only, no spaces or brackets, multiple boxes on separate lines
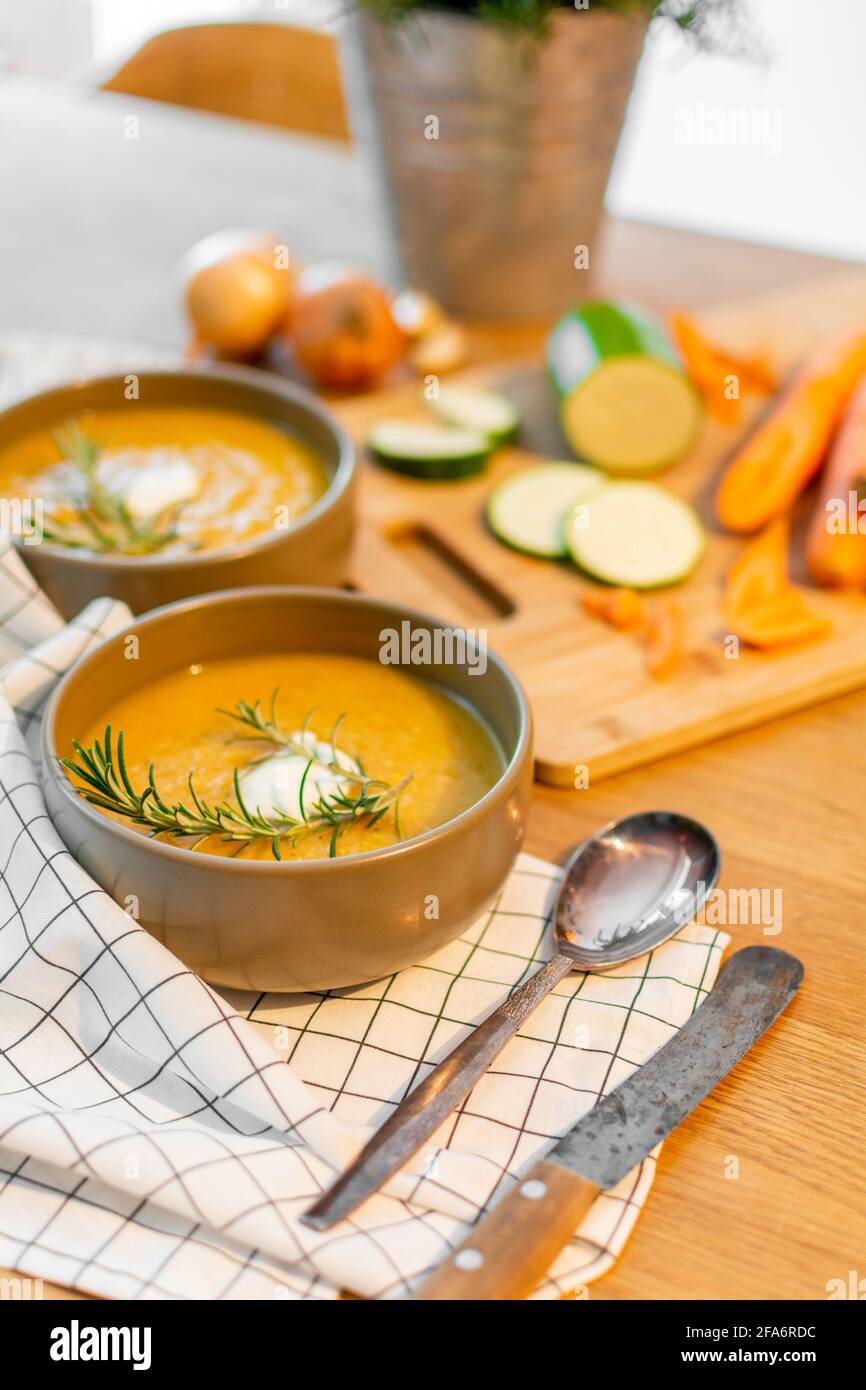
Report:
42,587,533,991
1,367,355,619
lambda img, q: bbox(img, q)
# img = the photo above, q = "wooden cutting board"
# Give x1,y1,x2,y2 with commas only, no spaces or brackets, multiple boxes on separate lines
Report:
332,269,866,786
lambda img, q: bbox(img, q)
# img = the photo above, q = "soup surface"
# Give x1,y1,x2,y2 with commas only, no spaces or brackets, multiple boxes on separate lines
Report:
0,406,329,553
75,653,504,860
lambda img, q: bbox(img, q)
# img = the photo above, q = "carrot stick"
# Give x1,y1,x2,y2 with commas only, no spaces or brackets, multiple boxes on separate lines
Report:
715,333,866,534
805,376,866,588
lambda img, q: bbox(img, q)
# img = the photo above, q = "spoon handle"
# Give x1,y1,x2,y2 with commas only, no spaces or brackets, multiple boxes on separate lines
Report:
302,953,574,1231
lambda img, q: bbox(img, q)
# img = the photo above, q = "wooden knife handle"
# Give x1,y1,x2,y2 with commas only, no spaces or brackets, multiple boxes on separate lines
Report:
410,1160,600,1301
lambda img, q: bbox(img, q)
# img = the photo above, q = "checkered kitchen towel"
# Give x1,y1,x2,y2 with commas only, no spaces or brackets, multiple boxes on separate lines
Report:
0,336,730,1299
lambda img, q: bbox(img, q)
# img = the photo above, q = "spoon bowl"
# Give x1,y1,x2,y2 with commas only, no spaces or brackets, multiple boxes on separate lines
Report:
555,810,720,971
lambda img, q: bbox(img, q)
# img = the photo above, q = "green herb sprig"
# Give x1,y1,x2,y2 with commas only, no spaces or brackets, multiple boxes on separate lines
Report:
60,695,411,861
41,420,185,555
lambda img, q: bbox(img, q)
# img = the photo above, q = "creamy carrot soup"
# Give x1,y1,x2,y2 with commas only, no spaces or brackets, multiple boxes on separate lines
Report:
75,653,503,860
0,406,329,553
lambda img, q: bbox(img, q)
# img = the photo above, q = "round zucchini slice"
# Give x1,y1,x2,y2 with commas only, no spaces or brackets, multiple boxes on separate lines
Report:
366,420,491,480
548,300,703,476
429,384,519,444
567,481,705,589
486,461,606,558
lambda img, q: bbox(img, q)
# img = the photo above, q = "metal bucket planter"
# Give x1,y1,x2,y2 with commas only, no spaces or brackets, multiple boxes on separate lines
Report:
342,8,647,322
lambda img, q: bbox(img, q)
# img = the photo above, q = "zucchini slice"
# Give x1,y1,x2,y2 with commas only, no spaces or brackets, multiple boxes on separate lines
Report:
429,384,519,444
486,461,605,558
548,300,702,476
366,420,491,480
567,481,705,589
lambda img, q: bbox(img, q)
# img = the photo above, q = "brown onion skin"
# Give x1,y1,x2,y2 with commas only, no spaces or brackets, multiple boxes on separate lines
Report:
289,269,405,389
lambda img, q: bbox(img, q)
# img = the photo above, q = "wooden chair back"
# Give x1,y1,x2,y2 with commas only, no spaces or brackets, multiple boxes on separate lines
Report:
102,22,350,142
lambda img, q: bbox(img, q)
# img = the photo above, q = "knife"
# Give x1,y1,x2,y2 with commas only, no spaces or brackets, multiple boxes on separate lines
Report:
410,945,802,1300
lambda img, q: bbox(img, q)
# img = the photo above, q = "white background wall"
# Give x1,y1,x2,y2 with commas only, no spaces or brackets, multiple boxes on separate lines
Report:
608,0,866,262
1,0,863,262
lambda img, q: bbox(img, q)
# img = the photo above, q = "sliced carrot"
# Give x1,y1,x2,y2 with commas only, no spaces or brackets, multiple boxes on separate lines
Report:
669,311,776,424
723,520,830,648
581,587,646,632
724,515,791,616
716,333,866,533
727,589,831,649
645,599,684,680
805,376,866,588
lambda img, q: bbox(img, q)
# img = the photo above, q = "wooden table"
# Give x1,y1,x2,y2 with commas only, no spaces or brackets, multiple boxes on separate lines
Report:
1,78,863,1302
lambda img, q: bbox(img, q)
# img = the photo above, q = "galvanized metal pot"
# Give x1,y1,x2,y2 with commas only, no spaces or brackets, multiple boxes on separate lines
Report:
342,8,646,321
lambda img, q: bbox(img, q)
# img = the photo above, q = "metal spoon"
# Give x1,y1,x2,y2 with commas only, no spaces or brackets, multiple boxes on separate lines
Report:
302,810,720,1231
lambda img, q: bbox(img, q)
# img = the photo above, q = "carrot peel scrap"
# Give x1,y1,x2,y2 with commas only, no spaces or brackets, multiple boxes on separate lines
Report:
669,311,776,425
645,599,684,680
581,587,646,632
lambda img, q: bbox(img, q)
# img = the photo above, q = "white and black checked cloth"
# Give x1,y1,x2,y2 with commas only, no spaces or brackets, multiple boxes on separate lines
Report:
0,335,731,1299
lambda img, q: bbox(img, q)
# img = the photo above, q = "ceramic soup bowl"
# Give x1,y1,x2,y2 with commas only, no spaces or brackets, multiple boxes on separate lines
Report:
42,587,533,991
0,366,355,618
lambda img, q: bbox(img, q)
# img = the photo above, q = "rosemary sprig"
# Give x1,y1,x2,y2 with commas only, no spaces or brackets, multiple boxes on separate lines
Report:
41,420,184,555
60,697,411,861
217,692,366,784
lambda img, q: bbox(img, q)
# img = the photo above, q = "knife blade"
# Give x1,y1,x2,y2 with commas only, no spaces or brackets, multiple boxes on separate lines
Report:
411,945,802,1300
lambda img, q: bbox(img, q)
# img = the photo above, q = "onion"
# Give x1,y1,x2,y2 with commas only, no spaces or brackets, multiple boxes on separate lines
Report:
183,234,295,357
290,267,405,389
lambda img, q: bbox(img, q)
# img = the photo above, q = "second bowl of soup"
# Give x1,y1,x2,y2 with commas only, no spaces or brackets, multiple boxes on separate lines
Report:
0,367,354,617
42,588,533,990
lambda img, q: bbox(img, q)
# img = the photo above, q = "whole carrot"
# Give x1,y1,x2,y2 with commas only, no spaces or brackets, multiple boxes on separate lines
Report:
806,375,866,588
716,333,866,533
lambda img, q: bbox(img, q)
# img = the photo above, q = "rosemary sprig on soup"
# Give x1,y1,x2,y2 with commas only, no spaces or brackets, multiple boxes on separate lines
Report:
62,695,411,860
0,405,329,556
39,421,185,554
60,655,504,862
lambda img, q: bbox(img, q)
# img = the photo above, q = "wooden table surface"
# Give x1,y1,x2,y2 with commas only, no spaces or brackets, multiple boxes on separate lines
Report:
1,77,864,1302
